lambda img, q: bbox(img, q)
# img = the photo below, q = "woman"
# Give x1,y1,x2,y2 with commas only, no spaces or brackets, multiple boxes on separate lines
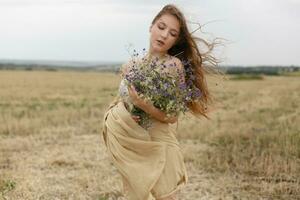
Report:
101,4,220,200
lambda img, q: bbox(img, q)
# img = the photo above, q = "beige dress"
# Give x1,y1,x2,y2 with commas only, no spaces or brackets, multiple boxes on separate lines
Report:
101,97,188,200
101,58,187,199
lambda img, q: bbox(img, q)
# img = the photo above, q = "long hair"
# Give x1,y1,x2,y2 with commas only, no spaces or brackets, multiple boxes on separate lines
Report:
151,4,224,119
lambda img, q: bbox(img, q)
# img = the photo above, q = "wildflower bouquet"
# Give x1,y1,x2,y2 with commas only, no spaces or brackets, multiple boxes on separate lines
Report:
122,50,201,129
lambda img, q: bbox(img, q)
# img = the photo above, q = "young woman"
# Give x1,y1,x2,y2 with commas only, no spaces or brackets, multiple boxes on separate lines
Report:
102,4,219,200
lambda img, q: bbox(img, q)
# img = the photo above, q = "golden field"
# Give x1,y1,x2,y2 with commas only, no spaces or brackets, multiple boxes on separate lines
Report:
0,70,299,200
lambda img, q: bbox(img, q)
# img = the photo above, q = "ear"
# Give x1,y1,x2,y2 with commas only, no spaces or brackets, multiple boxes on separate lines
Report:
149,25,152,33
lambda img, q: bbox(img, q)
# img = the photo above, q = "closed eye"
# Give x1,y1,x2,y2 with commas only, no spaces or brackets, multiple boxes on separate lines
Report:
158,24,165,30
171,33,177,37
157,24,177,37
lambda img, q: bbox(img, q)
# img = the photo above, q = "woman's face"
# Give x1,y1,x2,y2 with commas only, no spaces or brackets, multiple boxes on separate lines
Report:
149,14,180,55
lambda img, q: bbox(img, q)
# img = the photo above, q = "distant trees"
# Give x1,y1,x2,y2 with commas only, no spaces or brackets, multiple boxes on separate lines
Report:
0,63,299,75
222,66,300,75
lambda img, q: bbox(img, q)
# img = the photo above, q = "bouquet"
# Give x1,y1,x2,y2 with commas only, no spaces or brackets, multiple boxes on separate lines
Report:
122,49,202,129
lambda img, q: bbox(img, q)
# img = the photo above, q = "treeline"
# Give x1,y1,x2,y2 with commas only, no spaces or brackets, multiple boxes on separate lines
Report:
0,63,299,75
0,63,59,71
222,66,300,75
0,63,109,72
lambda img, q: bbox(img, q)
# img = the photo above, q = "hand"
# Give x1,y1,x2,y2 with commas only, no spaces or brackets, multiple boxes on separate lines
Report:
127,84,177,124
127,85,148,108
166,116,178,124
131,115,141,123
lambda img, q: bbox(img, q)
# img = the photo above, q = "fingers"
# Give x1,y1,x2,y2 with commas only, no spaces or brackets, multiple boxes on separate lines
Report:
164,116,177,124
127,85,141,106
131,115,140,122
129,85,137,95
127,85,136,97
127,85,145,108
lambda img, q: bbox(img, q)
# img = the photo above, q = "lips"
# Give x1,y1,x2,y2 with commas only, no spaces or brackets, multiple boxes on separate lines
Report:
156,39,165,46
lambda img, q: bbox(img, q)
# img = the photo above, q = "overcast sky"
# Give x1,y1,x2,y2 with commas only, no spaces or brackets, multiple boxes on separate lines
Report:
0,0,299,66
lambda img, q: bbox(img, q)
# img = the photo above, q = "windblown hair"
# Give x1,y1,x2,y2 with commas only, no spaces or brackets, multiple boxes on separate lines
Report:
151,4,223,119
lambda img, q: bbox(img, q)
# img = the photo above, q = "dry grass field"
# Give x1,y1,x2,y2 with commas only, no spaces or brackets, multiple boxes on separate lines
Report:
0,70,299,200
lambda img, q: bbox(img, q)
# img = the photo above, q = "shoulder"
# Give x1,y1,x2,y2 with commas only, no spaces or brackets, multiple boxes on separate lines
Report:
121,58,136,73
164,55,184,74
168,55,183,67
165,56,184,74
121,59,133,69
122,56,143,69
165,55,186,83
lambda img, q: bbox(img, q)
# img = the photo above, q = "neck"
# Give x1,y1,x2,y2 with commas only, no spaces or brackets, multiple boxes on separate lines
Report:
146,49,168,61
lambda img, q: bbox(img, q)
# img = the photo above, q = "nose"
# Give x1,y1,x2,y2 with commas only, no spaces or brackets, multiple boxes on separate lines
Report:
160,30,168,39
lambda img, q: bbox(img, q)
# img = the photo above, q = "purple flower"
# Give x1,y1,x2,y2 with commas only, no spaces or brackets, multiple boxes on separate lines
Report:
122,48,197,119
179,83,187,90
194,89,202,98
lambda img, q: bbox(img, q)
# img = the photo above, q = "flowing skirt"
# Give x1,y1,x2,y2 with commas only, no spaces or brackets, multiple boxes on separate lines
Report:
101,100,188,200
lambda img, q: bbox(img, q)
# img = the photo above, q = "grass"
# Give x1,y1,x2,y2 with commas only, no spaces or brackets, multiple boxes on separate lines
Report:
0,70,299,199
281,71,300,77
229,74,265,80
0,179,16,199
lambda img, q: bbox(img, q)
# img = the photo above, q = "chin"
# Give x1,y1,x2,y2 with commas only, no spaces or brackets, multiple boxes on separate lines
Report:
152,45,166,53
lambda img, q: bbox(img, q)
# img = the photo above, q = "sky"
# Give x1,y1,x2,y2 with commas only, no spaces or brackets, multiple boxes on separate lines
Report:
0,0,299,66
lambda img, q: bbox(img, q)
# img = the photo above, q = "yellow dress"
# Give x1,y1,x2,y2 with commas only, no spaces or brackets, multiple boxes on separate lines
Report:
101,98,188,200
